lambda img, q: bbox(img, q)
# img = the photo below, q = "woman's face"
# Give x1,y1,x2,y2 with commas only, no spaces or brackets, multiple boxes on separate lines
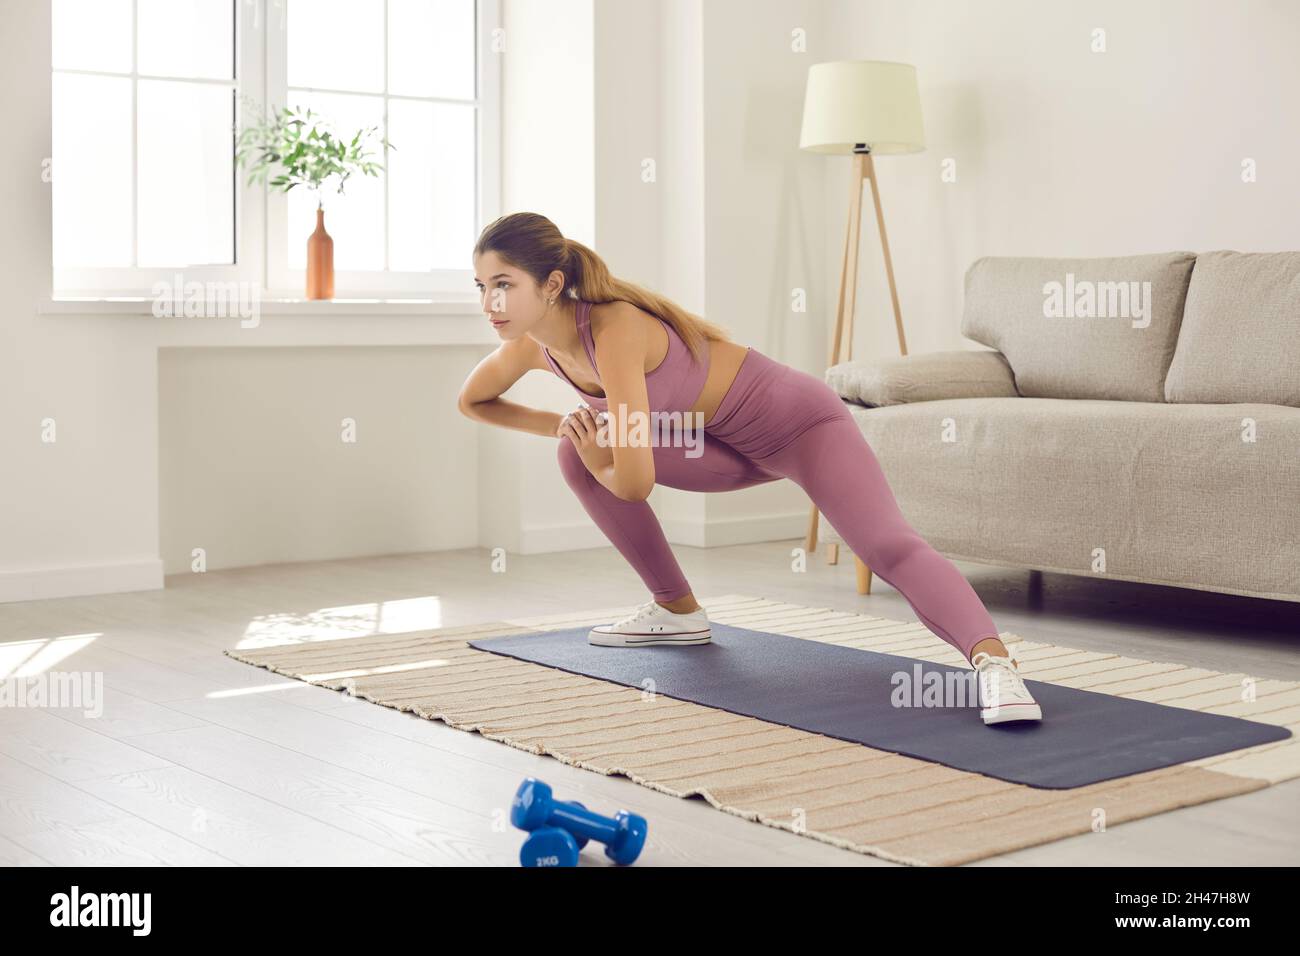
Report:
473,250,555,340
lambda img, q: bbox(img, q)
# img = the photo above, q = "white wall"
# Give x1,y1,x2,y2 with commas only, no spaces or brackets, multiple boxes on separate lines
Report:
0,2,162,601
823,0,1300,359
494,0,601,556
554,0,833,551
642,0,708,543
690,0,832,544
0,0,614,603
0,2,500,602
158,346,479,574
493,0,830,557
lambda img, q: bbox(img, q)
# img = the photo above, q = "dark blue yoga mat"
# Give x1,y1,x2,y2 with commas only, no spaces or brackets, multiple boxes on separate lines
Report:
468,623,1292,789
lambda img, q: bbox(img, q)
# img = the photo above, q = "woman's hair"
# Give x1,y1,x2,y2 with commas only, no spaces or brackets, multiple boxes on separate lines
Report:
474,211,731,363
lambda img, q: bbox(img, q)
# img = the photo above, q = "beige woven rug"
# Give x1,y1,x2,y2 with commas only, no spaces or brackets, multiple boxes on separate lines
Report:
224,594,1300,866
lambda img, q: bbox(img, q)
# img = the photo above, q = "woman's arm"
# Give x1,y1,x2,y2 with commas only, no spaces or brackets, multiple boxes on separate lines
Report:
457,334,564,438
580,302,657,502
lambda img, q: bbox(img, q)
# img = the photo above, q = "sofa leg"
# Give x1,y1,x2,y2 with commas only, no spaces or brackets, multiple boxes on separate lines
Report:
826,542,839,565
855,556,873,595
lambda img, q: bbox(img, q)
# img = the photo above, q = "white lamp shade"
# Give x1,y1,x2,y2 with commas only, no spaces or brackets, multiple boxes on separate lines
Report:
799,60,925,155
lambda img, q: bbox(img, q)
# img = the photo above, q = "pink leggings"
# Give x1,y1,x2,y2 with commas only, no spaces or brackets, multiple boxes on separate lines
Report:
555,347,1001,663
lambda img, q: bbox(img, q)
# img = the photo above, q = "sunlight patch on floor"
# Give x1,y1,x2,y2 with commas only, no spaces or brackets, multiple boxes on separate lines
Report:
235,596,442,649
0,634,101,679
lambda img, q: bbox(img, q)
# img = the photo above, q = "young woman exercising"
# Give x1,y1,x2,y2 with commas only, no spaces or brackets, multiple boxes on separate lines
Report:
459,213,1041,725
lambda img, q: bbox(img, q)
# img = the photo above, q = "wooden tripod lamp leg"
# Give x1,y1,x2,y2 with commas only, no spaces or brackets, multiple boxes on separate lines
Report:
804,505,820,555
806,153,867,558
806,151,908,592
864,153,908,357
855,556,874,595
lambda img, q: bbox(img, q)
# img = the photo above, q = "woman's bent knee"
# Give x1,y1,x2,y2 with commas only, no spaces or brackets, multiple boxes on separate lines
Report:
556,436,598,490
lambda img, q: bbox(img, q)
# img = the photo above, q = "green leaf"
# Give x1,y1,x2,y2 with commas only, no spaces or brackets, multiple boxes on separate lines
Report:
232,96,394,196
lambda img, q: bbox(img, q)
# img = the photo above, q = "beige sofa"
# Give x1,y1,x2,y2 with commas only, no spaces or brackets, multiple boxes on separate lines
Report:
823,250,1300,603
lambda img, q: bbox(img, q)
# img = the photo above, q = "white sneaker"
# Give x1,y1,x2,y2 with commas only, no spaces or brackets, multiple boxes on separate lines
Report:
972,651,1043,725
588,600,712,646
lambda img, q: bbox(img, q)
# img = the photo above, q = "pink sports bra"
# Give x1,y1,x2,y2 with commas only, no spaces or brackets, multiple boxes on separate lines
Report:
541,298,710,414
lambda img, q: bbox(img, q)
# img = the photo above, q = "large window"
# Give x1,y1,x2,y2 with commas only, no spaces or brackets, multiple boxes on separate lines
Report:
52,0,241,284
51,0,498,299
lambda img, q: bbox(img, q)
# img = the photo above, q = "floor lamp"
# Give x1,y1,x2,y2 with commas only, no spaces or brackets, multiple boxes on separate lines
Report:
798,60,926,592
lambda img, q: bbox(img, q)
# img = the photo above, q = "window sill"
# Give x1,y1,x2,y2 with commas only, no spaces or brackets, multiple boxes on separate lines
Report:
39,296,483,317
38,296,500,348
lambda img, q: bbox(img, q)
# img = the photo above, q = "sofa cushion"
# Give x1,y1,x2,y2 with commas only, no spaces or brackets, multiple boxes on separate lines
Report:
1164,250,1300,407
961,252,1197,402
826,349,1018,407
847,397,1300,602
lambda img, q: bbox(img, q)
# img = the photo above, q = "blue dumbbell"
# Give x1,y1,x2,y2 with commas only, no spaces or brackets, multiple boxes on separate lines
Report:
511,778,647,865
563,802,590,849
529,800,591,850
520,826,579,867
512,799,590,868
517,804,587,867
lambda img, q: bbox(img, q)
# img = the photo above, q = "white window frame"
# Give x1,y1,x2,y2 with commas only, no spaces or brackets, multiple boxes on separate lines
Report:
52,0,500,301
264,0,500,298
52,0,262,297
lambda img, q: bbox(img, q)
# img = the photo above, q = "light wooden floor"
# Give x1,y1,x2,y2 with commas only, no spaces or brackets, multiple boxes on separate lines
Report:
2,541,1298,867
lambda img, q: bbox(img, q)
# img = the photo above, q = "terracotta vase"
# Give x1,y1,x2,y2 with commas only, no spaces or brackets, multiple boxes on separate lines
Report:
306,206,334,300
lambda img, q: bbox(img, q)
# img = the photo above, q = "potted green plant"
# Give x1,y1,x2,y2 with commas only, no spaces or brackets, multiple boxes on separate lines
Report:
235,97,391,300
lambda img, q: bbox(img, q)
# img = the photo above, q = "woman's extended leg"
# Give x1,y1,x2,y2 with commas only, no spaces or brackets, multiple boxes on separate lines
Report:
554,340,1005,663
555,433,781,605
757,410,1002,663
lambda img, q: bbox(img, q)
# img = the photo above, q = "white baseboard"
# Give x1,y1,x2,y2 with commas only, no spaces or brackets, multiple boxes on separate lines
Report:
661,510,809,548
0,510,810,603
517,521,617,554
519,510,809,554
0,558,164,605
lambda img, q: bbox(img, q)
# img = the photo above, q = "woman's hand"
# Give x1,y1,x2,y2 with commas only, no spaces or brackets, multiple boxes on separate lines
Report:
557,406,613,471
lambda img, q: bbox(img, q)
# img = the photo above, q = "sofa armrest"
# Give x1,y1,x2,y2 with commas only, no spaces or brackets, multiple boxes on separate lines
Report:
825,349,1019,407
